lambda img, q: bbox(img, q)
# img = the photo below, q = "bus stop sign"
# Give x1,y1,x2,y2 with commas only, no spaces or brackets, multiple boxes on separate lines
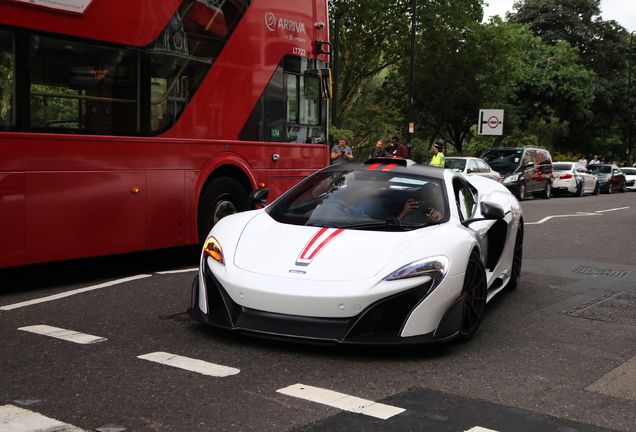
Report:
478,109,504,136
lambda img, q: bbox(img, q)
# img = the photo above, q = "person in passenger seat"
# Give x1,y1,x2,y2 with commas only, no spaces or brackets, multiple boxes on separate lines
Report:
397,183,443,222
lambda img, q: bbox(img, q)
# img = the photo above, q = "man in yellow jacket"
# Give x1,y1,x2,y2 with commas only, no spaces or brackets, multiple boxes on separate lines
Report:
430,142,445,167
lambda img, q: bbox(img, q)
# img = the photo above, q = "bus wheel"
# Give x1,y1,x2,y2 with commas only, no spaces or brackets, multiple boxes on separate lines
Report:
198,177,250,242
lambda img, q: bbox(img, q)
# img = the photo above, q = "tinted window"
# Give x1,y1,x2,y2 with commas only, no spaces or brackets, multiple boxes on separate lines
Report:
3,0,252,136
445,158,467,172
475,159,489,171
481,149,523,173
589,165,611,174
453,177,477,222
267,169,448,229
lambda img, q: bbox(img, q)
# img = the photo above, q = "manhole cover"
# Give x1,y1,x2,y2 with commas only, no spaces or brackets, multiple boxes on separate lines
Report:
565,292,636,326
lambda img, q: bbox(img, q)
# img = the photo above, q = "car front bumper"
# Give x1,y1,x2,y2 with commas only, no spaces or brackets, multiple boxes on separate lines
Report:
187,267,461,345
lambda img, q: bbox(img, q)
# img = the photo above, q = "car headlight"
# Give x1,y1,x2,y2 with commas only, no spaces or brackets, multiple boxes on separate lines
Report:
203,236,225,265
503,174,519,183
384,256,449,283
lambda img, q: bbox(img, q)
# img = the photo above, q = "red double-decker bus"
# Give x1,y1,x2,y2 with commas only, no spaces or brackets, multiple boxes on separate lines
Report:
0,0,331,268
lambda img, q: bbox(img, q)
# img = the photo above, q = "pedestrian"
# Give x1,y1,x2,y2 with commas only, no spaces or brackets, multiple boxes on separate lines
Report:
578,155,587,167
430,141,445,167
588,155,600,165
387,136,408,159
330,137,353,164
368,140,387,159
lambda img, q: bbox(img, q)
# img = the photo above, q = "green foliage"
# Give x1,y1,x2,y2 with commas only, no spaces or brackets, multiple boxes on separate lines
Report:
328,126,354,147
0,51,13,124
329,0,634,165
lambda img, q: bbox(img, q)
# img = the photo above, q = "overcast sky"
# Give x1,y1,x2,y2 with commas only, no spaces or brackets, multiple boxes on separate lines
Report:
482,0,636,31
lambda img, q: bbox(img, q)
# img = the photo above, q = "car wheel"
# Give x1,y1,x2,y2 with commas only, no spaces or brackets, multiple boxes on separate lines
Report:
592,181,600,195
198,177,250,243
542,182,551,199
575,181,584,197
606,183,612,194
457,251,487,341
619,182,626,193
516,183,526,201
506,221,524,291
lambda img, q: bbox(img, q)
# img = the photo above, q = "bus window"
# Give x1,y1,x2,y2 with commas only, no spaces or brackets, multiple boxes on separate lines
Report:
0,30,14,127
29,36,141,134
320,68,332,100
240,55,327,144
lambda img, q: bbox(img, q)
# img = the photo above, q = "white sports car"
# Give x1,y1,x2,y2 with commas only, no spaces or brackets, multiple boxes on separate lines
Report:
188,159,524,345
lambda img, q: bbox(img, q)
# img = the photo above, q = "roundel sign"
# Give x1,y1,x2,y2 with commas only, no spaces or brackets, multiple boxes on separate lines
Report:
478,109,504,136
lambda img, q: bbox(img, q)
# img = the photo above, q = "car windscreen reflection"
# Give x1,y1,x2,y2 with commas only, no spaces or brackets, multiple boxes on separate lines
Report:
266,170,449,230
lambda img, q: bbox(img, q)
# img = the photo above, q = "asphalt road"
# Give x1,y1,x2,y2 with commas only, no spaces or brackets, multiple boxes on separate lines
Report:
1,191,635,432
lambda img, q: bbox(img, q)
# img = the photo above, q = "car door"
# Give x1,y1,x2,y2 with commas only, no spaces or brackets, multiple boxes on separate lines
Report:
612,166,625,190
522,150,537,192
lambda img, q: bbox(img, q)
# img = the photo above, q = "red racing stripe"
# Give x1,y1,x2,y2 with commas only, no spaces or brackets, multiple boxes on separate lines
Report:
296,228,345,266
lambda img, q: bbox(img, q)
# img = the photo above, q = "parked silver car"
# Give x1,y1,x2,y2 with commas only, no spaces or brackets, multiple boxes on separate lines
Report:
444,157,502,183
552,162,599,196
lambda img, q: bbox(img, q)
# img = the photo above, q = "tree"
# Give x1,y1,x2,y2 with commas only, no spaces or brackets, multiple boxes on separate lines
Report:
508,0,630,158
328,0,411,124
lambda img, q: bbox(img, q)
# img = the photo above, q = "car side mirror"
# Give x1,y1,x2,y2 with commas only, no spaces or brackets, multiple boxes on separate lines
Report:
248,188,269,205
466,168,474,173
461,201,505,227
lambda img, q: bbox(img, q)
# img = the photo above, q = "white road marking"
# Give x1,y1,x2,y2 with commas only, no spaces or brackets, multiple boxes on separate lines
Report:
137,352,240,377
156,267,198,274
465,427,500,432
526,207,629,225
0,274,152,311
0,404,87,432
18,325,107,344
526,212,601,225
276,383,405,420
596,206,630,213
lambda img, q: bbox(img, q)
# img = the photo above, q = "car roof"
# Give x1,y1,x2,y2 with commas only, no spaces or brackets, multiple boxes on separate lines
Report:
322,158,446,180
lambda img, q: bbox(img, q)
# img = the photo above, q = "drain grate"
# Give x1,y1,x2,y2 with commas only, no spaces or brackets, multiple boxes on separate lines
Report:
565,292,636,326
572,266,631,278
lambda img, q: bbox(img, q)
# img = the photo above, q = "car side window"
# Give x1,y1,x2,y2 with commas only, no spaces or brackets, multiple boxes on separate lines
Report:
453,177,477,222
524,151,533,166
467,160,477,172
476,159,488,172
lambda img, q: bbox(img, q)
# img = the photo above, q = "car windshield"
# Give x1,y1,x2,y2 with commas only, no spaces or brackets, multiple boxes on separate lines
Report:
266,169,448,230
553,163,574,171
621,168,636,175
481,149,522,173
445,159,466,172
588,165,611,174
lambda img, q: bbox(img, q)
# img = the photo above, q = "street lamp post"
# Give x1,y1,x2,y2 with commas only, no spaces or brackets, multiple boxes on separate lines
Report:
331,12,351,129
407,0,417,158
627,30,636,166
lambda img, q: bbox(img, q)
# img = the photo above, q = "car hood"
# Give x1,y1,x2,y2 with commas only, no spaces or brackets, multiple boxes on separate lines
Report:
232,213,437,282
484,162,515,178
